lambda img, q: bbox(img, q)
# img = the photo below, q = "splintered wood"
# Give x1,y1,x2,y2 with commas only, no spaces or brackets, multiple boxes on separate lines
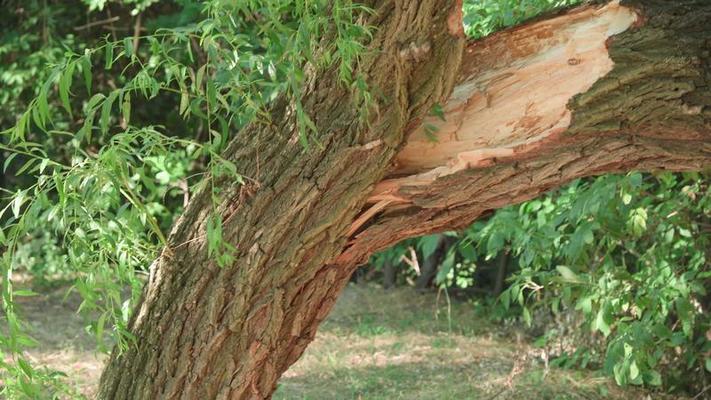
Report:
370,1,637,204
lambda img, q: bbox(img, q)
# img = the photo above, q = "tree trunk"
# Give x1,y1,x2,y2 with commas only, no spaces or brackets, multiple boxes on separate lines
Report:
493,250,510,296
382,261,398,289
99,0,711,398
415,235,455,290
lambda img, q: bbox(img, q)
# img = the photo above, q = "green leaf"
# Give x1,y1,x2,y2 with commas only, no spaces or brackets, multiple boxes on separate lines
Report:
207,80,217,111
622,192,632,205
486,230,505,257
595,304,611,337
17,358,34,378
101,91,119,134
38,158,49,174
206,214,223,258
12,191,25,218
105,41,114,69
613,363,626,386
645,370,662,386
77,109,96,143
195,64,206,94
16,158,36,176
522,307,532,326
31,106,45,131
419,235,441,259
628,207,648,236
500,289,511,309
458,242,476,260
424,124,439,142
575,295,593,314
37,78,53,127
629,360,639,381
3,153,18,173
180,90,190,117
59,61,76,116
87,93,106,110
122,92,131,125
675,298,694,338
81,55,92,94
15,111,29,141
123,37,133,58
435,251,455,284
556,265,582,283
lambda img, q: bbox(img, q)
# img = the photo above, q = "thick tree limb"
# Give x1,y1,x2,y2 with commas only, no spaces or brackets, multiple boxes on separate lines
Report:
340,0,711,264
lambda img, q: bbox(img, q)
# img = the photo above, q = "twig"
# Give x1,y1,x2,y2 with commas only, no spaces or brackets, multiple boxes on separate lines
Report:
400,246,420,276
107,8,118,42
692,385,711,400
132,13,142,55
73,16,120,31
486,387,508,400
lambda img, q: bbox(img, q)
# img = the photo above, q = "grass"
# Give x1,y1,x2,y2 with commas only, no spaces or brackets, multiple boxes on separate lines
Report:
13,283,687,399
274,284,684,400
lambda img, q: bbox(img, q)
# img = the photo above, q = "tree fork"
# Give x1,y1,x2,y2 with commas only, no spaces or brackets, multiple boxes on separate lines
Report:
98,0,711,398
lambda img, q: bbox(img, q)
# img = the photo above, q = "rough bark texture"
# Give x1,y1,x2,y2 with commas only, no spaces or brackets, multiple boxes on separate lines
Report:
99,0,711,399
99,1,465,399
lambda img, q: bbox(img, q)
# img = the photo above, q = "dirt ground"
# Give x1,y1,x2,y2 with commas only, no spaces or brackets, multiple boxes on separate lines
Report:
14,283,687,399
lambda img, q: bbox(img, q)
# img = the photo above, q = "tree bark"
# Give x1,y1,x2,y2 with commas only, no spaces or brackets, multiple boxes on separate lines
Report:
98,0,711,398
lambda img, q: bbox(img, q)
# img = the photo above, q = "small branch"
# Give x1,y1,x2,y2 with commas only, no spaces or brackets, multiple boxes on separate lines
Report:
107,8,118,42
692,385,711,400
132,13,142,55
73,16,120,31
400,246,421,276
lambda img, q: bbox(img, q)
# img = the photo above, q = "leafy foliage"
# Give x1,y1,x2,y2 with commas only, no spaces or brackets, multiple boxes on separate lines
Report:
372,172,710,394
463,0,579,38
471,173,709,391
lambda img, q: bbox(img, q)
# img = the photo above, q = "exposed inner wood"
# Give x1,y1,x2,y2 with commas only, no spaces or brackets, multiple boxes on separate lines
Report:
369,0,638,204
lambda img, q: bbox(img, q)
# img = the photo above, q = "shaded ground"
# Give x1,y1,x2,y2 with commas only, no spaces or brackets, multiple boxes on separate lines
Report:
273,285,680,400
16,285,106,397
15,283,686,399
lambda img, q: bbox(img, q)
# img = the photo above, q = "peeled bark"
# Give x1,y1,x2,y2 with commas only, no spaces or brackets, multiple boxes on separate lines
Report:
98,0,711,398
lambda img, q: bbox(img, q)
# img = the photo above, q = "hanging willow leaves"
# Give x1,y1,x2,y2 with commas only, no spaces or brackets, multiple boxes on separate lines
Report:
0,2,374,394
